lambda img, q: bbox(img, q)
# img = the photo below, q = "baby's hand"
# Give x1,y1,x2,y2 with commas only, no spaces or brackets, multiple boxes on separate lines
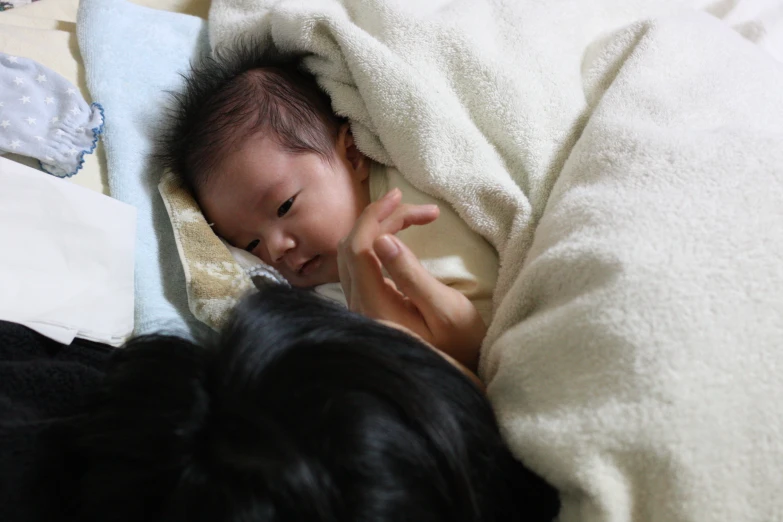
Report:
337,189,486,371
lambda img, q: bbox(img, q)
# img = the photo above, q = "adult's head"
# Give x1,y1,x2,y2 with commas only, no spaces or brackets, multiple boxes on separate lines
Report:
66,285,559,522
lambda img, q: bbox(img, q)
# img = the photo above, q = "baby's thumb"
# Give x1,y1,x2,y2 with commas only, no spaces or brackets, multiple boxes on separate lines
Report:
373,234,443,313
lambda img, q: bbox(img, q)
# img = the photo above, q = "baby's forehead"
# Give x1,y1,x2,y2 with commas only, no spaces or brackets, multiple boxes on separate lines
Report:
209,132,280,177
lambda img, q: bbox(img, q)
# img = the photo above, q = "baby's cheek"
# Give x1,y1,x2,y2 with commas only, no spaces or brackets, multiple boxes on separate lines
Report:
323,256,342,284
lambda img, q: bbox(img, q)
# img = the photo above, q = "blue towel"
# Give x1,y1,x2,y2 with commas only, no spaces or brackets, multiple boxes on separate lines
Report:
77,0,210,338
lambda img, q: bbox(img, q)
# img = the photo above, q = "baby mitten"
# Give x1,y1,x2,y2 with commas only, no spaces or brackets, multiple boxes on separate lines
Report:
0,1,39,11
0,52,104,177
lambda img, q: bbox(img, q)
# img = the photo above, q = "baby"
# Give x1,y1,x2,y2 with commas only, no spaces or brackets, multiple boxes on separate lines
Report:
162,46,498,327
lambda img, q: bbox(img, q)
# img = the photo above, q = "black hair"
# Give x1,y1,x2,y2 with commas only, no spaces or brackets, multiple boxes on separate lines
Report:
64,285,559,522
159,43,346,197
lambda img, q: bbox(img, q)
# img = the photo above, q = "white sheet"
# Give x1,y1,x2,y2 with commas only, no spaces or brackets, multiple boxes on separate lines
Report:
0,156,136,345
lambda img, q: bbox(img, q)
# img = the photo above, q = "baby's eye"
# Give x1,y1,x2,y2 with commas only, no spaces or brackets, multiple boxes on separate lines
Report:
277,197,295,218
245,239,260,253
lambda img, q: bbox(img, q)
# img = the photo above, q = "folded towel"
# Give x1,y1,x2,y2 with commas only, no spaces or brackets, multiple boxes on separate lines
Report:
158,171,287,330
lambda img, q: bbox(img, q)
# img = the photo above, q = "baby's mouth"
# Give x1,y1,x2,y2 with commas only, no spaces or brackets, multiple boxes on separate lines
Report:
297,255,321,277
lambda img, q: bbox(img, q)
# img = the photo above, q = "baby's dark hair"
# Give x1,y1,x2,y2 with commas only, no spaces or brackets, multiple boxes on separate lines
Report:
61,285,559,522
160,44,346,196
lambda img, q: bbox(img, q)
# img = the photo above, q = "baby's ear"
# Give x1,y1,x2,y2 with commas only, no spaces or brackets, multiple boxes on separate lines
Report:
338,123,368,181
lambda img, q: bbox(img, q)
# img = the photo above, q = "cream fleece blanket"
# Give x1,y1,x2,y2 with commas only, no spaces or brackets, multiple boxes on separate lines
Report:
209,1,783,520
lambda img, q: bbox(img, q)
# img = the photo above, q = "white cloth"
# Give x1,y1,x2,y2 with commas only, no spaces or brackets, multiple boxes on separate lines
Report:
208,0,719,331
314,281,348,307
370,163,497,325
0,156,136,345
484,13,783,522
208,1,783,520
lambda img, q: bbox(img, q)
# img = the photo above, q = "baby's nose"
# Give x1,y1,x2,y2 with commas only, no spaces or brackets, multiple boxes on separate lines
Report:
268,233,296,264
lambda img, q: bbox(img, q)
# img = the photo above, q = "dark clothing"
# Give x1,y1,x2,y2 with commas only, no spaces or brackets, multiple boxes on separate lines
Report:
0,321,110,522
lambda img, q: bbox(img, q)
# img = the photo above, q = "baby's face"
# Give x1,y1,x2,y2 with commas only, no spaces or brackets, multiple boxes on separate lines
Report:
200,134,370,288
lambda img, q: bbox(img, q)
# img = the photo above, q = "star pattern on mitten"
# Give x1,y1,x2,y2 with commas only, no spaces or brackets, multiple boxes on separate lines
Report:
0,52,104,177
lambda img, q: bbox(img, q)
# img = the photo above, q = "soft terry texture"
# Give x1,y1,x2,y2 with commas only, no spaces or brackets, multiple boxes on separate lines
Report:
488,15,783,522
158,172,255,330
209,0,783,520
208,0,725,342
77,0,210,337
158,172,287,330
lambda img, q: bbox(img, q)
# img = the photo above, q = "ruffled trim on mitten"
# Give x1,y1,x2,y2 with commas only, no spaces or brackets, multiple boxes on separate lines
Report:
39,102,105,178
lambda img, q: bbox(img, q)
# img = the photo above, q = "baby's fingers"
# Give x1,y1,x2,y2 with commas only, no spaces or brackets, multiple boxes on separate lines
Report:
362,188,403,224
343,202,437,260
378,203,439,237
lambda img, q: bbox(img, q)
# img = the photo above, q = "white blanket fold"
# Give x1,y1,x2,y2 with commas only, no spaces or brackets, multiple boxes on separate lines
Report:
209,0,721,334
209,1,783,520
